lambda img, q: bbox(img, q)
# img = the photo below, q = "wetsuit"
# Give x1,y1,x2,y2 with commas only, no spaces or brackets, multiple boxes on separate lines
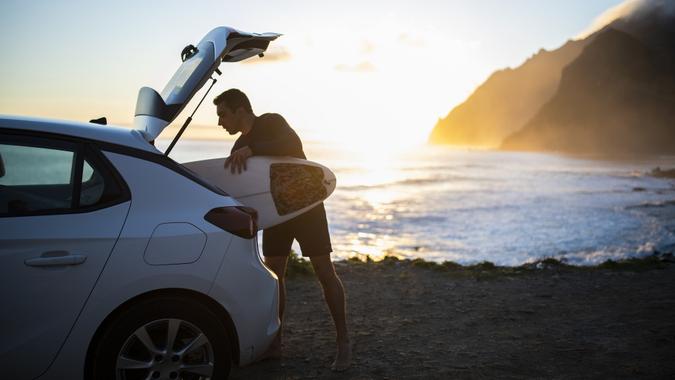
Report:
231,113,332,257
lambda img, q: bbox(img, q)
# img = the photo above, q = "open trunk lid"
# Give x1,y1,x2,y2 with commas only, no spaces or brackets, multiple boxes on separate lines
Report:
133,27,280,141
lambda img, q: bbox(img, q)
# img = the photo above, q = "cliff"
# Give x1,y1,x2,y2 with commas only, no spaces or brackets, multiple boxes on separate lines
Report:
430,0,675,154
428,39,587,147
501,28,675,154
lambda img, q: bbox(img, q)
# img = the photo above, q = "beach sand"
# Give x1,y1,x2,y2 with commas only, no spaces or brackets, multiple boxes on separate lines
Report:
231,258,675,379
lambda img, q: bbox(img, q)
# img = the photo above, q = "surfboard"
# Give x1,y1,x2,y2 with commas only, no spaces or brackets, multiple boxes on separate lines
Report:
183,156,336,229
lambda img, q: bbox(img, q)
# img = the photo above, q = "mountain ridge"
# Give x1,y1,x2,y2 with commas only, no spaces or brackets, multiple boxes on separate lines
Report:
429,1,675,154
501,27,675,154
428,38,587,147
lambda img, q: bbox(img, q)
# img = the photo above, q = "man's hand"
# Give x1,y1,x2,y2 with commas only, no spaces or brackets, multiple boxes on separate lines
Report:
225,146,253,174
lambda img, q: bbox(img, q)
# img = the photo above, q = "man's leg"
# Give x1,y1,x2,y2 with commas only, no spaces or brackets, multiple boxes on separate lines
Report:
264,255,289,358
309,255,351,371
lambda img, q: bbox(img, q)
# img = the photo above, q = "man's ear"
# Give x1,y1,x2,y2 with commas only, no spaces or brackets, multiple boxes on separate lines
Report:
234,106,247,118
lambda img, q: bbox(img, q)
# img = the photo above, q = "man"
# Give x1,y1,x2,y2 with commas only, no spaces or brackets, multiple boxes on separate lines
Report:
214,89,351,371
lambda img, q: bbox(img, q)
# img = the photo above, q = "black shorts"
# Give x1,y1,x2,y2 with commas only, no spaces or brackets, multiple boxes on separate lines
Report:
262,203,333,257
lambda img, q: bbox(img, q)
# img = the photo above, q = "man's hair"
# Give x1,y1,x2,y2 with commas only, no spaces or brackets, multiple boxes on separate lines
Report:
213,88,253,113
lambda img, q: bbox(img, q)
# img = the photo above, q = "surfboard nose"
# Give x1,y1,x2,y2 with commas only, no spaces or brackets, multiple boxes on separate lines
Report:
323,171,337,195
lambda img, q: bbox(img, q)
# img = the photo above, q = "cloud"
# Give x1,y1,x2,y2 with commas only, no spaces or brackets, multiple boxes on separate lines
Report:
577,0,675,38
360,40,376,54
398,33,426,47
334,61,376,72
242,46,291,64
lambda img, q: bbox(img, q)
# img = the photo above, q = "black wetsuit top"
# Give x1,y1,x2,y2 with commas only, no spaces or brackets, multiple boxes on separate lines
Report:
229,113,332,255
231,113,306,159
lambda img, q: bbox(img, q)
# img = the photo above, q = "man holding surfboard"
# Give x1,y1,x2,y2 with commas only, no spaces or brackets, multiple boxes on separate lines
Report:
214,89,351,371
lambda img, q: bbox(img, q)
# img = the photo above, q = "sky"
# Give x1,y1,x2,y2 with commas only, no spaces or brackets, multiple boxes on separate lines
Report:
0,0,624,147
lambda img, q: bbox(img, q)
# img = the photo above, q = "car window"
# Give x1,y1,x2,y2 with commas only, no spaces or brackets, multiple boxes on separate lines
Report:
80,159,102,207
0,135,127,216
79,152,125,208
83,159,94,181
0,144,74,185
0,143,75,215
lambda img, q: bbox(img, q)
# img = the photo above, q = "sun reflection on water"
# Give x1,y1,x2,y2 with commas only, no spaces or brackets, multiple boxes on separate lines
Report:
325,143,426,260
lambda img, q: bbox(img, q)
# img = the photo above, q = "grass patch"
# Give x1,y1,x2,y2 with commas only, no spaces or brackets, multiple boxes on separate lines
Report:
346,254,375,265
442,260,463,270
334,252,672,277
286,250,314,277
597,255,668,272
275,250,670,280
467,261,497,271
381,255,401,265
520,258,574,270
409,258,470,272
347,256,364,264
411,258,444,270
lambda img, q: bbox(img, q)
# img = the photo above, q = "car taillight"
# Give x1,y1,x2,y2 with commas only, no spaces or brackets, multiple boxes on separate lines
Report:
204,206,259,239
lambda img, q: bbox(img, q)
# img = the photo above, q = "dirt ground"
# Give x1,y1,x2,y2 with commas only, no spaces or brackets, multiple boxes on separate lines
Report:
229,258,675,379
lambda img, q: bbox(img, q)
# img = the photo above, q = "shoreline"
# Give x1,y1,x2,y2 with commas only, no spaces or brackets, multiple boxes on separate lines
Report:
232,253,675,379
286,250,675,278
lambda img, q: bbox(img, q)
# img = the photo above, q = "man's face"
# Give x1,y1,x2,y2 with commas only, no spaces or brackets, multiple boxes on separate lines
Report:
216,103,242,135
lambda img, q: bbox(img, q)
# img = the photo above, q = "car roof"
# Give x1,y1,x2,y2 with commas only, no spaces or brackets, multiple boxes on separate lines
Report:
1,114,160,154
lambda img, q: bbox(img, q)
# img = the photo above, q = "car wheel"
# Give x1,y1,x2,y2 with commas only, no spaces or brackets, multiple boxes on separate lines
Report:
90,295,231,380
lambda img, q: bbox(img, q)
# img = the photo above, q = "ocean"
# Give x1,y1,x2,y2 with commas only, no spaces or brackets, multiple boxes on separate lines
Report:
156,139,675,266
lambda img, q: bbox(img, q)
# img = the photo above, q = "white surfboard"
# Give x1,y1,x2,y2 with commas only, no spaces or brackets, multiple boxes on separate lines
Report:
183,156,336,229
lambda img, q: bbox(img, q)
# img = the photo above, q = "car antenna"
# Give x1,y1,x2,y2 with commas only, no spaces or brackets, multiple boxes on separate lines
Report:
164,74,219,156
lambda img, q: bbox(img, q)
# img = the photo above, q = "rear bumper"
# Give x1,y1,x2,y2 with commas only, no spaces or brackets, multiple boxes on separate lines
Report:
209,236,280,365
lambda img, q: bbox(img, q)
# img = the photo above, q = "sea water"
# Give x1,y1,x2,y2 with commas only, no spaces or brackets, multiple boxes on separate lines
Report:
157,139,675,266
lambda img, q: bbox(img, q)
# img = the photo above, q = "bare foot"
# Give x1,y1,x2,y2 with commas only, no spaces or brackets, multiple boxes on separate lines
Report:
330,341,352,371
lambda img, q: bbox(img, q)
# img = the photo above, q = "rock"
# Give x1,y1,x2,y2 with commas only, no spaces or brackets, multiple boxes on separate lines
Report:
651,167,675,179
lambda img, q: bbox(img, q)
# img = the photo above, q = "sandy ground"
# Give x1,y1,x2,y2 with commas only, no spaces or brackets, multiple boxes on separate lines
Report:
230,258,675,379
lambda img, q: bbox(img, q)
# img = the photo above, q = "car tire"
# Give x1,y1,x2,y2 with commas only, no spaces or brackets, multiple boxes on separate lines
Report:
89,295,231,380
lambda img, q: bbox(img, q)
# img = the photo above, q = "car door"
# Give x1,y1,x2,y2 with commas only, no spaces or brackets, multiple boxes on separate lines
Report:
0,132,131,379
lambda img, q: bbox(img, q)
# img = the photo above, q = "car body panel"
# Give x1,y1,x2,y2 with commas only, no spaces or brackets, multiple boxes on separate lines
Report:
0,202,131,379
38,150,278,378
208,237,280,364
0,115,157,153
1,24,282,379
144,222,208,265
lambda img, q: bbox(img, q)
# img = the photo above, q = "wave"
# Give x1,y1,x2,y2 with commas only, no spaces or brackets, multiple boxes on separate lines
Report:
574,187,671,195
333,163,491,175
626,200,675,209
339,176,473,191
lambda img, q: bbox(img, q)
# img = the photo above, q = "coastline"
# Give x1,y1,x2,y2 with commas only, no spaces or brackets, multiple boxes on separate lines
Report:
232,254,675,379
162,138,675,266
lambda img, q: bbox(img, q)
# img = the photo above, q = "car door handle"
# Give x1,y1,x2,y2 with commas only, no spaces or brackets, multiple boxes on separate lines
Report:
24,251,87,267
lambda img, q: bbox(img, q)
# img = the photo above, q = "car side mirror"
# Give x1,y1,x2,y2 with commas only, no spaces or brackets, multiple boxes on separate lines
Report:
0,152,5,178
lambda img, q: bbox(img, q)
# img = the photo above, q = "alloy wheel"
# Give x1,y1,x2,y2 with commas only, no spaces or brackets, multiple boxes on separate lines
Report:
115,318,215,380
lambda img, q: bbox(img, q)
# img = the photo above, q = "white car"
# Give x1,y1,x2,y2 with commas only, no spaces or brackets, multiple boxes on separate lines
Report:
0,27,281,380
